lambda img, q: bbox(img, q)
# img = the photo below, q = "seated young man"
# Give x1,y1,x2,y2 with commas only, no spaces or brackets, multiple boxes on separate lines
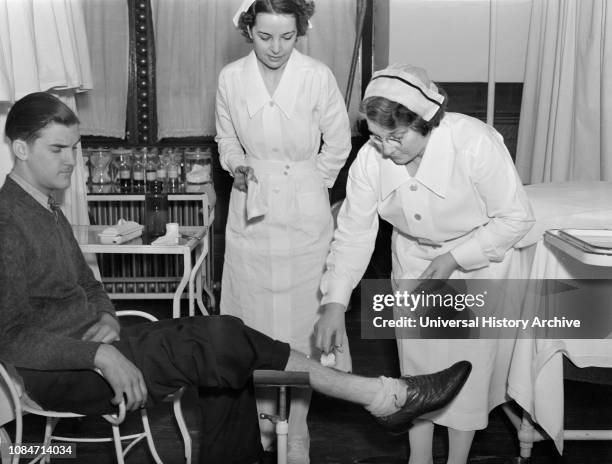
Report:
0,92,471,464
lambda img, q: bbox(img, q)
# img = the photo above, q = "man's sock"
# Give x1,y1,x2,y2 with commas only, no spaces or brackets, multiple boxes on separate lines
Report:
364,376,408,417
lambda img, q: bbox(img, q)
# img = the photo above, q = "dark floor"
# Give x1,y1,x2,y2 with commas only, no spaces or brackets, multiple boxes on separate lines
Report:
5,299,612,464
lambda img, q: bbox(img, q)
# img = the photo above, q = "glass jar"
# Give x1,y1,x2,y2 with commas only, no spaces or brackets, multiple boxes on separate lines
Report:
89,148,113,184
185,147,213,184
112,148,133,192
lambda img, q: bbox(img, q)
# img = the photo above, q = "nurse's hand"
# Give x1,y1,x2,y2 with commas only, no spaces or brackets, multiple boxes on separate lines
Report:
233,165,257,192
315,303,347,354
418,252,459,280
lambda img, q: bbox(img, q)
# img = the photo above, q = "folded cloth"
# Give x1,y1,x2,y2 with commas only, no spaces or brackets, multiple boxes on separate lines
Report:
246,178,267,220
100,219,142,236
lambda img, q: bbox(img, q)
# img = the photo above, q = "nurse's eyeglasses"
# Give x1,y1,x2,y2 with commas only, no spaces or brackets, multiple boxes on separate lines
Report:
369,132,406,147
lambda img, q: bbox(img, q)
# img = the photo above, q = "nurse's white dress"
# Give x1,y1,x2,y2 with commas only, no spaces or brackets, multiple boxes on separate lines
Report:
215,49,351,355
321,113,535,430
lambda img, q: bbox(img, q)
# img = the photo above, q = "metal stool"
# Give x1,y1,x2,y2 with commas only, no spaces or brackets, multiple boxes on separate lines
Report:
253,370,310,464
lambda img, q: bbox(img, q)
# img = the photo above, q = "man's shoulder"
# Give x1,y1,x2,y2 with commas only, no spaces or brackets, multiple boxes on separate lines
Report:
0,179,43,228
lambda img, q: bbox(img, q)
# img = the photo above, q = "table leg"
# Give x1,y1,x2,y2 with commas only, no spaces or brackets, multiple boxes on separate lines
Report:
190,239,209,316
174,251,191,319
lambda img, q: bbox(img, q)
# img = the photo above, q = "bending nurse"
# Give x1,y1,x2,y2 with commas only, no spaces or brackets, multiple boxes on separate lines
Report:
315,64,534,464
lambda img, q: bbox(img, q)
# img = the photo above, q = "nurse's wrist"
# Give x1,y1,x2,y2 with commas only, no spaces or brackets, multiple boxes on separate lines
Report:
449,239,489,271
322,302,347,314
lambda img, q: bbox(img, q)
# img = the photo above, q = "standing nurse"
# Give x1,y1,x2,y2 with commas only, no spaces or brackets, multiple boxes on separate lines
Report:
316,64,534,464
215,0,351,462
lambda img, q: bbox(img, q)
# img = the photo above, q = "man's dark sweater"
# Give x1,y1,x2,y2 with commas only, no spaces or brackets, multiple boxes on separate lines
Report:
0,177,116,370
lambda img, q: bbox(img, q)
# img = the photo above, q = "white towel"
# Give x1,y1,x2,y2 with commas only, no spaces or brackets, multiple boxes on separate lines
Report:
100,218,141,236
246,179,267,220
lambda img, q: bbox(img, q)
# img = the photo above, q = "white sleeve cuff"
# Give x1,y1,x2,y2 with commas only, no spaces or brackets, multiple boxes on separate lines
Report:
450,238,489,271
320,279,354,309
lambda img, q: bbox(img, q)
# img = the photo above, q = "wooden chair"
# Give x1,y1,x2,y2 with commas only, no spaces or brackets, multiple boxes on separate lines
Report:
0,310,191,464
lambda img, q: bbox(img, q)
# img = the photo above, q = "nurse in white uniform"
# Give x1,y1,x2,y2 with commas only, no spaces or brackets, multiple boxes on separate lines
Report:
316,64,534,464
215,0,351,461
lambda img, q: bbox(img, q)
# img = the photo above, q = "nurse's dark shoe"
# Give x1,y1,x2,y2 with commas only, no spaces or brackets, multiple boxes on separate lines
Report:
375,361,472,435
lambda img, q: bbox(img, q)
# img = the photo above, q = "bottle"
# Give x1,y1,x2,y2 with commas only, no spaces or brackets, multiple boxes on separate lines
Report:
82,148,91,187
145,180,169,238
144,149,159,191
132,152,145,192
114,148,133,193
167,150,181,193
157,148,170,187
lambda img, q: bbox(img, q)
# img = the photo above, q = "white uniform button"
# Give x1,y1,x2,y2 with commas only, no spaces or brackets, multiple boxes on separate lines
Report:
414,213,422,221
285,164,290,169
269,101,274,107
410,184,418,191
273,187,280,193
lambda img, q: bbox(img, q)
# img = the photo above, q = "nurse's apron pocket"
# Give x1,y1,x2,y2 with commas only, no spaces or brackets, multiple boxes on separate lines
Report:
296,173,331,239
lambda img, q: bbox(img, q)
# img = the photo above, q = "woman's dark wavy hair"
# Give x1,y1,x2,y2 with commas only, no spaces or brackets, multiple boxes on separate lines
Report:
5,92,79,143
238,0,315,42
359,86,448,137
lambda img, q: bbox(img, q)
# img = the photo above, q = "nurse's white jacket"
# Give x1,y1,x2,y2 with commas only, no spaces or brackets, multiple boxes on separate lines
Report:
321,112,535,307
215,49,351,186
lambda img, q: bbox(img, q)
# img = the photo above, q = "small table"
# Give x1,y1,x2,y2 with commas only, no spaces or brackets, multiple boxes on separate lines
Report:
503,230,612,460
73,225,211,318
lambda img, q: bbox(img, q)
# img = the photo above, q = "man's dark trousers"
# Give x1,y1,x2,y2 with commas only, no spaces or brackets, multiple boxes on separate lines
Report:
18,315,291,464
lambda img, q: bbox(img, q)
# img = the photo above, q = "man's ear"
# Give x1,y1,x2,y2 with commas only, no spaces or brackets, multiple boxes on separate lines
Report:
12,139,29,161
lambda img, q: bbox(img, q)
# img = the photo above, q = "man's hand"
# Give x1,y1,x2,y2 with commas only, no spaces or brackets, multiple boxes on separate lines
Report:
315,303,347,354
94,344,148,411
82,313,120,343
418,252,459,280
233,165,257,192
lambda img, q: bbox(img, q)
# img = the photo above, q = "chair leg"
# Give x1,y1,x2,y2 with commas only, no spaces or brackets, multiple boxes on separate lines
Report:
172,396,192,464
42,418,60,464
140,409,163,464
1,427,13,464
111,424,126,464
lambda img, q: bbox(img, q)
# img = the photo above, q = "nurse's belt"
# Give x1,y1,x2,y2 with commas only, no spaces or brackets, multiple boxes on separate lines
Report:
246,178,267,220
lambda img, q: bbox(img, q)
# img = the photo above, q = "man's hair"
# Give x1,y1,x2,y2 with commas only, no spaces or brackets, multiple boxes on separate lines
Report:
359,88,448,137
5,92,79,143
238,0,315,41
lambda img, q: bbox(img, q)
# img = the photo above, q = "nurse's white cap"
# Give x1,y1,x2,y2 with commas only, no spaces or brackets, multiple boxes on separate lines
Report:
364,64,445,122
232,0,313,29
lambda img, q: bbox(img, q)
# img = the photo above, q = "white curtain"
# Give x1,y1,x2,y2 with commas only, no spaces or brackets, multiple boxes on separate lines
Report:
0,0,93,225
515,0,612,183
75,0,129,138
152,0,360,138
